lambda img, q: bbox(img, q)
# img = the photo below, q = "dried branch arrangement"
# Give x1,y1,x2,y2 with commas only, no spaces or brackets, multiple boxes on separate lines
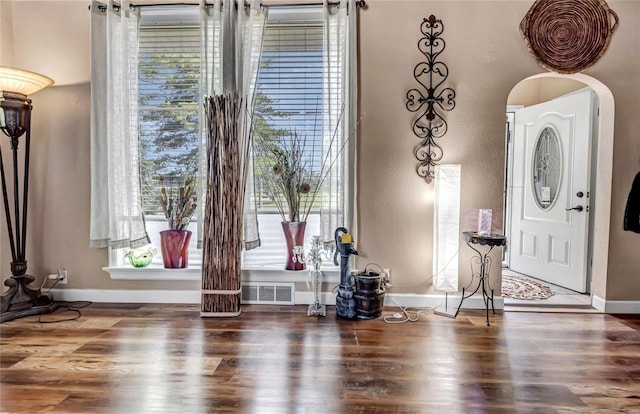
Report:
254,104,352,222
201,93,250,316
158,176,197,230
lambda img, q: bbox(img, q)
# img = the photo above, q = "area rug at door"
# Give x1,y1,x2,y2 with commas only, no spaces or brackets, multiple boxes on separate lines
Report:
502,275,555,300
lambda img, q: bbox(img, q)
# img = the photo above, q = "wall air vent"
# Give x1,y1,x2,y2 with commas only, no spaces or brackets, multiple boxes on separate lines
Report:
241,282,295,305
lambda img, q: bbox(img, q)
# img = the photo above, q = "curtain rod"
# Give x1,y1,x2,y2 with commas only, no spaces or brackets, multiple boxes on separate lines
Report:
263,1,365,8
92,1,365,12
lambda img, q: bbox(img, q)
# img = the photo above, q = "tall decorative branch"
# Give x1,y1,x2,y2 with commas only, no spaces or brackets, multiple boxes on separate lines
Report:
201,94,247,317
406,15,456,183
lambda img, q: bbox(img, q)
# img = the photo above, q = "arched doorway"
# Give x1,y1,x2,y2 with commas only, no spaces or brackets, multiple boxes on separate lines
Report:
503,73,614,310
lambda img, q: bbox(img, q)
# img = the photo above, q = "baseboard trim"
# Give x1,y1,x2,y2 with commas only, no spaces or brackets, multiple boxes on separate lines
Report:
592,295,640,313
51,288,504,310
105,267,340,284
294,291,337,305
52,289,638,314
592,295,606,312
50,289,201,304
385,293,505,311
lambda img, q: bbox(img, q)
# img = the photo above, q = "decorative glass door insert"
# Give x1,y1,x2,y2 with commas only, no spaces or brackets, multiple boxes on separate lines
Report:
532,125,561,209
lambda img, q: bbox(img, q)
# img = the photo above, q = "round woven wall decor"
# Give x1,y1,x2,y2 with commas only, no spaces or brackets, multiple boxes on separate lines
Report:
520,0,618,74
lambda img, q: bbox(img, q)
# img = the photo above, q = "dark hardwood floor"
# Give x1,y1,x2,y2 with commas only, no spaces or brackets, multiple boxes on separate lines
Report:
1,303,639,413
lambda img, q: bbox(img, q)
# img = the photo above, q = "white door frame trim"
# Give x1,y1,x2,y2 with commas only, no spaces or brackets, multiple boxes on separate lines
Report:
509,73,614,302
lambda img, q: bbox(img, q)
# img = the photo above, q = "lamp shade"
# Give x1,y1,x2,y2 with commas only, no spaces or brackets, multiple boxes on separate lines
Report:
0,66,54,97
433,164,461,293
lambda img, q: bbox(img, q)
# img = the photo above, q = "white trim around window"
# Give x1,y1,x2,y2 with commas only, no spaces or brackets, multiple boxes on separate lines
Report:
103,264,340,284
105,212,341,283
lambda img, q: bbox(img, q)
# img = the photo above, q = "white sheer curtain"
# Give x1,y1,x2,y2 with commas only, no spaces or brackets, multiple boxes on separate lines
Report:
238,0,265,250
90,0,149,249
320,0,358,245
197,0,222,249
198,0,263,250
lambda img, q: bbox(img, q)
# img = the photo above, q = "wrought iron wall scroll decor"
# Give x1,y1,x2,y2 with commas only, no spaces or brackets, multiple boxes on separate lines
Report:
406,15,456,184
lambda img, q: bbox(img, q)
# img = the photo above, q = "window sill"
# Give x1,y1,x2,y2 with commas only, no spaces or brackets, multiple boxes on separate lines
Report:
104,264,201,281
104,264,341,283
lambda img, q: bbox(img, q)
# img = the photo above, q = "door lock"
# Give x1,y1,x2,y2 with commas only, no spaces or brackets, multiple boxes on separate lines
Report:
566,205,584,212
576,191,584,198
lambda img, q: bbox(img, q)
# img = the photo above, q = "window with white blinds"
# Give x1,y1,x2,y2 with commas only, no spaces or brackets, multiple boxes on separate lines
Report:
256,19,323,141
138,23,200,217
253,16,324,194
243,11,330,267
124,7,340,269
134,12,203,267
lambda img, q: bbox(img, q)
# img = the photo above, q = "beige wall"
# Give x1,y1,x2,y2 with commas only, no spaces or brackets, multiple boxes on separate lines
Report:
1,0,13,285
508,78,587,107
1,0,14,66
9,0,90,85
2,0,639,302
1,1,11,282
355,0,640,300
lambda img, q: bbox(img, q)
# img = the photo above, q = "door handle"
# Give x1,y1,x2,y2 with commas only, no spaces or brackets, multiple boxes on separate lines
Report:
565,205,584,212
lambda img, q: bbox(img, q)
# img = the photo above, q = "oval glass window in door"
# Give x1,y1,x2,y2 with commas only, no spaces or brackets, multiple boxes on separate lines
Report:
532,126,562,210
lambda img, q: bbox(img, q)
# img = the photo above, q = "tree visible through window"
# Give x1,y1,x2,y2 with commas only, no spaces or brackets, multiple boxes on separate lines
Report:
252,19,324,218
134,8,338,268
138,25,200,216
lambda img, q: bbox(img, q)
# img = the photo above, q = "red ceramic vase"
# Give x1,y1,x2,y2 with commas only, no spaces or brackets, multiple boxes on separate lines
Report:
281,221,306,271
160,230,192,269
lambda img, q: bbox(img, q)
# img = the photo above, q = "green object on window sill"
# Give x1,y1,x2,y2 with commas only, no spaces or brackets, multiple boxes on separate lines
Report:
124,246,157,268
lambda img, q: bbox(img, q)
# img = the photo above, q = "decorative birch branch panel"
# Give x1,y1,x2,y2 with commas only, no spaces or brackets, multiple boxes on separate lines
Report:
201,94,247,317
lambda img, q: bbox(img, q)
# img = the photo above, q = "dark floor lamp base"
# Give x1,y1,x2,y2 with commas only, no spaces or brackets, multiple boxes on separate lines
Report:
1,301,58,323
1,275,58,323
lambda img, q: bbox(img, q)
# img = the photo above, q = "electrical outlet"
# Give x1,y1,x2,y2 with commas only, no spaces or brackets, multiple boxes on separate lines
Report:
383,268,391,285
56,268,67,284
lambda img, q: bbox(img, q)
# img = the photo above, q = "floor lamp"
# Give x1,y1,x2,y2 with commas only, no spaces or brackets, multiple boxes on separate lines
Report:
0,66,56,323
433,164,461,318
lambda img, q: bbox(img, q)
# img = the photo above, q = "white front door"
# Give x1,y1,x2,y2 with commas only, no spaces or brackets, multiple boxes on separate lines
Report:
509,88,594,293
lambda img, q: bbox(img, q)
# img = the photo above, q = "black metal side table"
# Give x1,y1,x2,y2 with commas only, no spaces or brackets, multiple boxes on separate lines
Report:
456,231,507,326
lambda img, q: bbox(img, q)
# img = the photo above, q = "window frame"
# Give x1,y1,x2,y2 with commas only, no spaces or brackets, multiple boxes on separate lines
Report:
105,5,346,282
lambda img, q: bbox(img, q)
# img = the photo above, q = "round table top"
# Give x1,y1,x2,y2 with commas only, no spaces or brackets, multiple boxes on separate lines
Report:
463,231,507,246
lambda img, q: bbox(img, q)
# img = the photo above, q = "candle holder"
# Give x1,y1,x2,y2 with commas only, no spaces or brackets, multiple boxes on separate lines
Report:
306,236,329,316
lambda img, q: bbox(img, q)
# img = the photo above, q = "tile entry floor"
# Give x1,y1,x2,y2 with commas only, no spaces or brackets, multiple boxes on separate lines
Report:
502,269,593,311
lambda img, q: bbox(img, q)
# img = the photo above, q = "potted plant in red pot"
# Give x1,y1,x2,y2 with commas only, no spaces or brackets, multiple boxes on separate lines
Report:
159,176,197,268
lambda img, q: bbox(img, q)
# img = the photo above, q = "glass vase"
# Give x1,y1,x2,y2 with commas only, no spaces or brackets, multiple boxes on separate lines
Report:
160,230,192,269
281,221,306,271
125,246,156,268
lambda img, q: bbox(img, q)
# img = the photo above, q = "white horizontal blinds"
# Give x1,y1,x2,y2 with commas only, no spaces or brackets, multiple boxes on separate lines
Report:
254,18,324,214
137,24,201,216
